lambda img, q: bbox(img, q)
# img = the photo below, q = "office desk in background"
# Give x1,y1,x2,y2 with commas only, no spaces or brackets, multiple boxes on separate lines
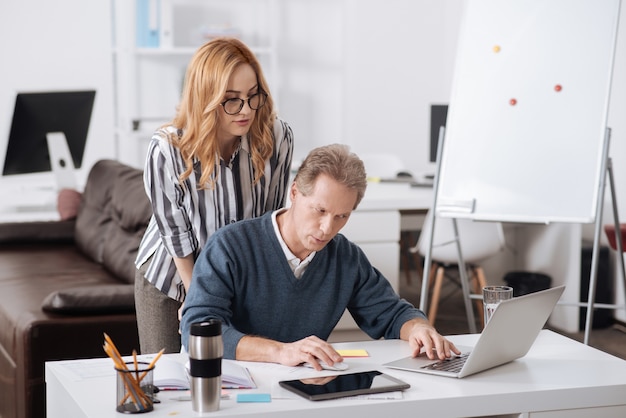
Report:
46,330,626,418
0,184,60,223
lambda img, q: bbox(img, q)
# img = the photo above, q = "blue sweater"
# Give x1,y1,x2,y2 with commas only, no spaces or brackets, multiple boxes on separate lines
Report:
181,211,426,358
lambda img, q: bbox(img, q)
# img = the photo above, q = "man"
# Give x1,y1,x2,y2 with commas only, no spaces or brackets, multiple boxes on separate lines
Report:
181,144,459,370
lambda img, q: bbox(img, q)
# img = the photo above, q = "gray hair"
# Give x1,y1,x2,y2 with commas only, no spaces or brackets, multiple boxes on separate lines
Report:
295,144,367,209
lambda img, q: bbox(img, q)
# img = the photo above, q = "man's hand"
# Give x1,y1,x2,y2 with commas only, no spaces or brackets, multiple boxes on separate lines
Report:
237,335,343,371
278,335,344,371
400,318,461,360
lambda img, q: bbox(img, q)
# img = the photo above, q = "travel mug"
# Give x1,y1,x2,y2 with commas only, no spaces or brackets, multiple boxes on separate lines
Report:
189,320,223,413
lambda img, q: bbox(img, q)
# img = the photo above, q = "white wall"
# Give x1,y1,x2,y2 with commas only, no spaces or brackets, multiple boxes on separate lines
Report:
276,0,346,165
277,0,463,176
0,0,115,188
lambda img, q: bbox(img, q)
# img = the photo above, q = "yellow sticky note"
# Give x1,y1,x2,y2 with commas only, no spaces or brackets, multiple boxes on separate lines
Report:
337,349,369,358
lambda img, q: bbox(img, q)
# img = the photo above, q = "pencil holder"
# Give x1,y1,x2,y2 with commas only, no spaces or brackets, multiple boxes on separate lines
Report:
115,361,155,413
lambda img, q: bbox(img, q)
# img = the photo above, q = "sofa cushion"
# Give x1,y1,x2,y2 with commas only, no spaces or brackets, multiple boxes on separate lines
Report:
42,284,135,314
74,160,152,284
0,243,125,361
74,160,117,263
102,166,152,283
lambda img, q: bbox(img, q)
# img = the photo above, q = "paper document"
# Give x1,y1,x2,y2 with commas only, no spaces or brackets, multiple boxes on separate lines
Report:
153,357,256,390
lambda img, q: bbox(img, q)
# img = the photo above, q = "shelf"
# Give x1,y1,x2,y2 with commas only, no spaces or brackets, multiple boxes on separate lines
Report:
111,0,278,167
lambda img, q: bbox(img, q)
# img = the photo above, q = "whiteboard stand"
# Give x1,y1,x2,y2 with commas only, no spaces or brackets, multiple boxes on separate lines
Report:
417,127,480,334
581,128,626,344
419,127,626,341
555,127,626,345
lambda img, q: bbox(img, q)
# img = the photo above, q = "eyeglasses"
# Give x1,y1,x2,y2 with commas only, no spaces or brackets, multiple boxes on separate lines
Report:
220,92,268,115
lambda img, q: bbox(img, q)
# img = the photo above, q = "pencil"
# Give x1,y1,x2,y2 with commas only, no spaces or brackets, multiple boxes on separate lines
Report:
132,349,138,373
139,348,165,381
103,335,151,410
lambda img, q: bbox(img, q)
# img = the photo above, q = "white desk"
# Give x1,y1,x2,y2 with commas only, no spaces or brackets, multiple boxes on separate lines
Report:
0,178,61,221
353,181,433,212
46,330,626,418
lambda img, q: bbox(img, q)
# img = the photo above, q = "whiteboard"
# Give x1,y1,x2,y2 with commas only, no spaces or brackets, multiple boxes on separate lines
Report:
436,0,621,224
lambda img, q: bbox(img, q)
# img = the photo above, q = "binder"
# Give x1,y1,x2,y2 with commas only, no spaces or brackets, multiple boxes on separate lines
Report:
136,0,160,48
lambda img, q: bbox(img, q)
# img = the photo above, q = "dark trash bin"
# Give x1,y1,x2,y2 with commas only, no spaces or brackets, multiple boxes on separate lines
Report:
503,271,551,297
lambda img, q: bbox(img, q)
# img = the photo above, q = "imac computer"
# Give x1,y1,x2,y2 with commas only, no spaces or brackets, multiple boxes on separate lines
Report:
0,90,95,218
429,104,448,163
3,90,95,189
407,103,448,188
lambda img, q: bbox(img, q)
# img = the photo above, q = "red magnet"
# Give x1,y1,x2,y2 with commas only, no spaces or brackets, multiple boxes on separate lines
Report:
509,98,517,106
554,84,562,92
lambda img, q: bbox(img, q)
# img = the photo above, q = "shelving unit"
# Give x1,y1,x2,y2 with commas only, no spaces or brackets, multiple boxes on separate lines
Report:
111,0,279,168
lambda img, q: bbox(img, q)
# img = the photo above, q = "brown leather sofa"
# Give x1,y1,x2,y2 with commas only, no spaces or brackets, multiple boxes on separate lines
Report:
0,160,151,418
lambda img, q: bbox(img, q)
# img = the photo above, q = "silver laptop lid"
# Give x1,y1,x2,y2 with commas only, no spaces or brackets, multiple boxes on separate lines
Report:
459,285,565,377
384,286,565,378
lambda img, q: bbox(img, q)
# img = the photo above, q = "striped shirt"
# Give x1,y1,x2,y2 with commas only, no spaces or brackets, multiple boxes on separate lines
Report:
135,117,294,301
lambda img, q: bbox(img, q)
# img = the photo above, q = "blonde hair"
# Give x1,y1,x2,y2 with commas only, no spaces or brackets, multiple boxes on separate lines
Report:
171,37,276,188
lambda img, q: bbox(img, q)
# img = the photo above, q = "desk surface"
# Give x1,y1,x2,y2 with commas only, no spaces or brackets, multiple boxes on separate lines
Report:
0,183,59,222
46,330,626,418
357,182,432,211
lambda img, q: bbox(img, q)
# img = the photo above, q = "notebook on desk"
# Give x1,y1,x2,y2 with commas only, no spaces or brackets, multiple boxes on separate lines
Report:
384,285,565,378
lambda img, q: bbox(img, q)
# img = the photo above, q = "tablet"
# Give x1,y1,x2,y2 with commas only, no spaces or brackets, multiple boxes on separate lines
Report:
279,370,410,401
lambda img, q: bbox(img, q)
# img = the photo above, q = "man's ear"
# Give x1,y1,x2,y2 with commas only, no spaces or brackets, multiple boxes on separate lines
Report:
289,181,298,201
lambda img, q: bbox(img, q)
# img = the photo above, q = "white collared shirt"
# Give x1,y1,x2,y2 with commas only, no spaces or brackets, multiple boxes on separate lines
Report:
271,209,316,278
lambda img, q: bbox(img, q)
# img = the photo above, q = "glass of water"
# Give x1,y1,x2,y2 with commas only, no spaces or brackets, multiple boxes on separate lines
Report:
483,286,513,326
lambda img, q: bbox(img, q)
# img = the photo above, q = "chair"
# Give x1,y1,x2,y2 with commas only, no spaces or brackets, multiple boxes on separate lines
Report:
410,212,506,330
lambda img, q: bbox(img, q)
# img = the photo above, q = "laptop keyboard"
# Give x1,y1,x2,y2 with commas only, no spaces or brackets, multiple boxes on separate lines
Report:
421,353,470,373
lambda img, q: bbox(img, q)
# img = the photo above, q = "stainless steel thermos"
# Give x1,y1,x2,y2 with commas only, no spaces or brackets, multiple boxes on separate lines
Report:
189,320,223,413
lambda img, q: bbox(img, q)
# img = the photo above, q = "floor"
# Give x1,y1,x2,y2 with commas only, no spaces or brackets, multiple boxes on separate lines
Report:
330,268,626,361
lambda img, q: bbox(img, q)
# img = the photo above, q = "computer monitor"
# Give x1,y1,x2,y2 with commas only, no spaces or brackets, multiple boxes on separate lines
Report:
3,90,95,176
429,104,448,163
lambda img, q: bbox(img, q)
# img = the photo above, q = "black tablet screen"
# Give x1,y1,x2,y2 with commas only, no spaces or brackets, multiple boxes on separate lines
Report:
279,370,410,401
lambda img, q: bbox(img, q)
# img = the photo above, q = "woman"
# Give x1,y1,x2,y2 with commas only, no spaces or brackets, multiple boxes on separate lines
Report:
135,37,294,354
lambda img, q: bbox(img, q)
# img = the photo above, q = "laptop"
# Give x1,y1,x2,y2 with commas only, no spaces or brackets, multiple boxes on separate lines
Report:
384,285,565,378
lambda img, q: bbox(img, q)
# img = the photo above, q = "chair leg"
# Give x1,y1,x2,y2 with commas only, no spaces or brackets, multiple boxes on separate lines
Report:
400,232,413,285
428,266,445,325
472,267,488,329
427,262,439,292
413,253,424,285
